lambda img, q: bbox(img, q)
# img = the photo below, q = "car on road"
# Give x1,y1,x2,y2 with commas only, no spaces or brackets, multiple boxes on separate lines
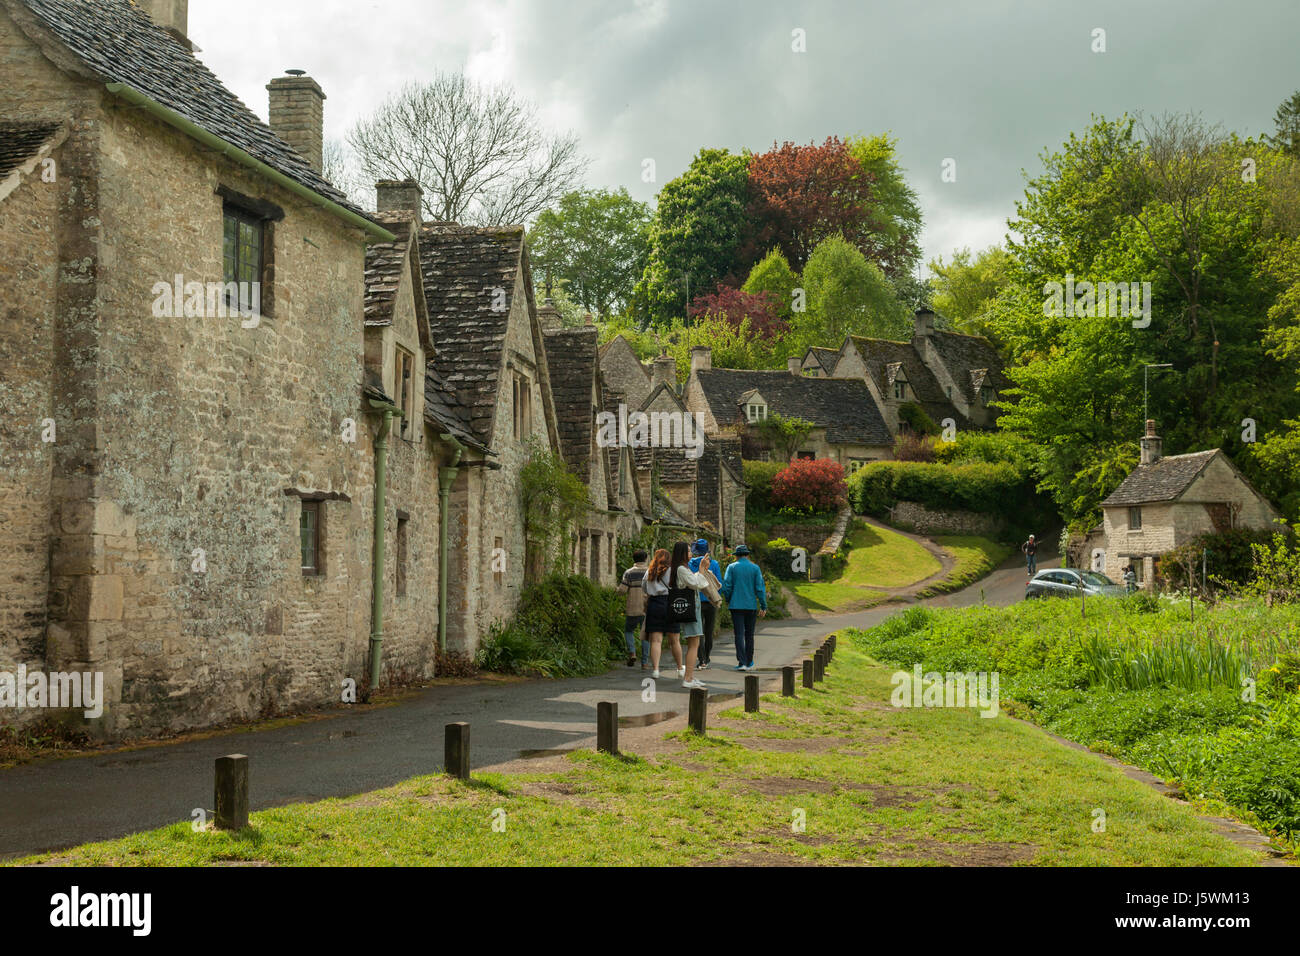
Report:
1025,568,1128,600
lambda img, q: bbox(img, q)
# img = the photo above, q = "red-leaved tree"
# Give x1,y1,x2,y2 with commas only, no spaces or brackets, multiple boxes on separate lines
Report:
770,458,848,513
688,283,789,339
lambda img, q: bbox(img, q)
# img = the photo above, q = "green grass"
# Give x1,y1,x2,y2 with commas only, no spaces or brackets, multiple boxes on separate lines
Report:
10,641,1265,867
839,523,941,588
915,535,1014,598
789,581,888,613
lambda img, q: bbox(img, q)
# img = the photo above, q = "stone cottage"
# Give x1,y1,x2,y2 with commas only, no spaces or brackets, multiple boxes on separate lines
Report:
0,0,406,736
1095,420,1282,587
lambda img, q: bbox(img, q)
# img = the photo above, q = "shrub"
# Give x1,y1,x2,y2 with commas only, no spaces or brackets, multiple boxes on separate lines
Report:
897,402,939,436
1157,526,1298,595
771,458,847,513
742,459,785,513
475,574,623,677
893,432,936,462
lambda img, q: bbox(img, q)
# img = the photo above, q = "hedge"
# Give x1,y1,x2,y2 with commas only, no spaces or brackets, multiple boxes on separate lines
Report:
847,460,1026,517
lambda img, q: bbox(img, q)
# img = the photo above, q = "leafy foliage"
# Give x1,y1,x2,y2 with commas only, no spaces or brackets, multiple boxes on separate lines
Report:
770,458,847,513
742,459,785,513
520,441,591,575
476,574,623,677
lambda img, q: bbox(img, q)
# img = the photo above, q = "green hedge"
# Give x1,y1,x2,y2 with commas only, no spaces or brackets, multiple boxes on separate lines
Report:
848,460,1023,516
742,459,785,513
476,574,623,677
1157,526,1299,592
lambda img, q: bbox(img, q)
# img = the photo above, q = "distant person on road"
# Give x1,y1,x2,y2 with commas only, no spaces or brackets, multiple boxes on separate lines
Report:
617,550,650,668
688,538,722,670
721,544,767,672
1123,564,1138,594
1021,534,1038,576
642,548,684,681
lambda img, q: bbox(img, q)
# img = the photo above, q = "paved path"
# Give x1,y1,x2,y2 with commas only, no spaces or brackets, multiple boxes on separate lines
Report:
0,548,1053,859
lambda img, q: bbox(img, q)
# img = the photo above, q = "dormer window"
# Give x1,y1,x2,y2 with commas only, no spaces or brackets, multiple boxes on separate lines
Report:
980,386,995,405
746,402,768,423
893,378,909,400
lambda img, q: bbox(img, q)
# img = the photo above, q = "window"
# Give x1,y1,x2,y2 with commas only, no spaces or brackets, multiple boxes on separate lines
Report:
589,534,600,583
513,373,532,440
222,205,264,315
395,516,408,597
981,386,995,405
846,458,867,474
893,379,908,400
396,347,414,435
494,537,504,587
1128,506,1143,530
300,501,321,575
797,450,815,461
946,386,952,398
746,403,768,423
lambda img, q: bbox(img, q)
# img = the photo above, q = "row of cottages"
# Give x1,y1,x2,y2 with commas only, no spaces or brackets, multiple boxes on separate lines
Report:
0,0,632,739
1083,420,1281,588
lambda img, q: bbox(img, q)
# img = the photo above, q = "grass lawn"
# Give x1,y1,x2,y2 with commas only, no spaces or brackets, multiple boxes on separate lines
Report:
789,581,888,613
916,535,1014,598
12,640,1262,866
840,523,941,588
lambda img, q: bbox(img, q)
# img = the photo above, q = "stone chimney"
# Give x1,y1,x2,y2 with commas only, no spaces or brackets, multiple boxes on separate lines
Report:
1140,419,1163,465
651,353,677,393
787,356,803,375
537,298,563,331
690,345,712,375
375,179,423,224
137,0,189,45
267,71,325,173
914,307,935,339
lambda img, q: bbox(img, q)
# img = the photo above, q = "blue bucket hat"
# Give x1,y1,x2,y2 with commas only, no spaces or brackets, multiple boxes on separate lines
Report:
733,543,751,556
692,538,709,556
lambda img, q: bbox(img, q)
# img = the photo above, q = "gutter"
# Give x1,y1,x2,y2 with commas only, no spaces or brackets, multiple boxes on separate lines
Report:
367,397,403,692
104,82,396,243
437,433,465,656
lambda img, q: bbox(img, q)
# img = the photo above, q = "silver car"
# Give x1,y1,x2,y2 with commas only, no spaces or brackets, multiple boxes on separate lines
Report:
1025,568,1127,600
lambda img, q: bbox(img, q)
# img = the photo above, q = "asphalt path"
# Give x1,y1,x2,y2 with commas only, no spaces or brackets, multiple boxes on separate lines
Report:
0,548,1053,858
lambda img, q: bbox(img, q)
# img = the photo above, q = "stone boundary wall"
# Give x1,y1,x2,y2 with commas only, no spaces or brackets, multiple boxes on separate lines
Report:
890,500,1003,537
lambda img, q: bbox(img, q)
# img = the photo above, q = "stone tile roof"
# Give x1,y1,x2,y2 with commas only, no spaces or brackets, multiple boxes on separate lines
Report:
805,346,839,374
423,368,486,451
1101,450,1219,507
928,329,1010,401
13,0,361,215
848,335,963,427
694,369,892,446
363,212,413,327
542,325,599,478
0,120,61,178
417,224,527,446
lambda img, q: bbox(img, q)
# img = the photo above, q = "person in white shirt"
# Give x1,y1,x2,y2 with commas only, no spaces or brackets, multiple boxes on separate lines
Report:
641,548,684,680
668,540,713,689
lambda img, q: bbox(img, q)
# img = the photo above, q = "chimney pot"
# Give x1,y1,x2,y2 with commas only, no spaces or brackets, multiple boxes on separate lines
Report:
267,73,326,173
1140,419,1163,465
375,179,423,224
136,0,190,45
913,307,935,339
690,345,712,374
787,356,802,375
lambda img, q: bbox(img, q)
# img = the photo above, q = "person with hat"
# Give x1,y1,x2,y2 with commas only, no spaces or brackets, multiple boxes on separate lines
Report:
721,544,766,671
688,538,721,670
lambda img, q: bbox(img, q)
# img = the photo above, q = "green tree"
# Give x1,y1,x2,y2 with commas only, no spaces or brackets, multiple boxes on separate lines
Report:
797,235,910,346
638,148,750,323
528,188,650,319
847,133,923,276
928,245,1016,341
1266,90,1300,158
742,247,799,318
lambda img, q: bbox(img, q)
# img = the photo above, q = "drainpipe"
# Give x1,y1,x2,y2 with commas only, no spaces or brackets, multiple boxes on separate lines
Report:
437,433,464,655
368,399,403,692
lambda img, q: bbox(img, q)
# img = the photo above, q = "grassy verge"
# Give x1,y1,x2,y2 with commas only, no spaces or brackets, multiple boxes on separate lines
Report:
839,523,941,587
915,535,1013,598
850,597,1300,853
12,640,1263,866
789,581,888,613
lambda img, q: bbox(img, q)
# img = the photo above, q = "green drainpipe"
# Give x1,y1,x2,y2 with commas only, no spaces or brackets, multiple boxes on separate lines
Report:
368,400,402,691
437,434,464,655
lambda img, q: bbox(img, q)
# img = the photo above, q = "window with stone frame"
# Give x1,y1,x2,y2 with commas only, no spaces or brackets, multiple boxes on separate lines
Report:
981,386,995,405
395,347,415,435
745,402,768,423
1128,506,1143,530
513,373,532,440
222,201,270,316
846,458,867,474
300,500,322,575
395,515,408,597
893,376,909,400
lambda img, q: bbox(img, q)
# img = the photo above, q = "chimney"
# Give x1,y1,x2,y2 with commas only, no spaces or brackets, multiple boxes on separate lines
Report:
1140,419,1163,465
375,179,423,224
137,0,189,45
787,356,802,375
651,353,677,393
537,298,563,331
914,307,935,339
690,345,712,375
267,71,326,173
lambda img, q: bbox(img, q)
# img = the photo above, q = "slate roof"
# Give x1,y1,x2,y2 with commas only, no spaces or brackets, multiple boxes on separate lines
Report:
847,335,963,427
927,329,1010,402
542,326,599,478
417,224,528,447
423,367,486,451
364,212,414,327
694,369,893,446
12,0,363,217
805,346,839,374
1101,450,1220,507
0,121,61,178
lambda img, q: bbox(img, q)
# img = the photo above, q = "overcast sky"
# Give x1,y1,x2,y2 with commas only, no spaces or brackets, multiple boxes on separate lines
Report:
190,0,1300,272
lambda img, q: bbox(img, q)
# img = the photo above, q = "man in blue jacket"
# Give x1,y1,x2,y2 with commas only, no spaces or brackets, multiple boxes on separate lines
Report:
721,544,766,671
688,538,721,670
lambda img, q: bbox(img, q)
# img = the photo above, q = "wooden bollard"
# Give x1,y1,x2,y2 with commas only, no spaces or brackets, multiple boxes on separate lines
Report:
802,659,814,689
214,754,249,830
782,665,796,697
827,634,836,658
688,687,708,735
597,700,618,754
813,650,825,682
445,721,471,780
744,675,760,713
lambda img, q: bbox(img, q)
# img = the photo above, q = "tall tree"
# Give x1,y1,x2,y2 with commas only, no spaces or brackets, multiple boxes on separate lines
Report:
347,73,587,226
928,245,1016,342
527,188,650,318
741,247,800,318
797,235,910,345
1266,90,1300,158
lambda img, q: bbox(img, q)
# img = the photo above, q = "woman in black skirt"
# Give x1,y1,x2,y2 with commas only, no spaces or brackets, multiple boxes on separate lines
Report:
642,548,684,679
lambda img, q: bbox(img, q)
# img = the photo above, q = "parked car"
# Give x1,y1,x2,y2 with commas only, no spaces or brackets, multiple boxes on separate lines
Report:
1025,568,1127,600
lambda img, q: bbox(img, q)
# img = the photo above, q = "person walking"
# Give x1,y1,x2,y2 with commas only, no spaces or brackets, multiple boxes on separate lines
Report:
642,548,684,680
616,550,650,668
688,538,721,670
670,541,712,689
721,544,766,671
1123,564,1138,594
1021,534,1038,576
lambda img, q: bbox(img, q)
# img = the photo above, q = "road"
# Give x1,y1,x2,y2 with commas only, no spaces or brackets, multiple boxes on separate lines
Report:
0,548,1048,858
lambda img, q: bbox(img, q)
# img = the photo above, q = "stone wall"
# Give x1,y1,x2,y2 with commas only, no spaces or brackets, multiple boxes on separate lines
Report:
890,500,1003,537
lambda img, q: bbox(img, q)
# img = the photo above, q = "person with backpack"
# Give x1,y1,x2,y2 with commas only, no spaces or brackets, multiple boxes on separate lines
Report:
664,540,712,689
641,548,684,681
1021,534,1038,576
616,550,650,668
688,538,721,670
721,544,766,671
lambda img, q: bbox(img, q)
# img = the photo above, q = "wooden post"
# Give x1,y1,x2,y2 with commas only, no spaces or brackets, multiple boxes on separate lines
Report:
597,700,618,754
813,650,825,682
802,659,814,688
688,686,708,735
782,665,796,697
214,754,249,830
445,721,471,780
744,675,760,713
